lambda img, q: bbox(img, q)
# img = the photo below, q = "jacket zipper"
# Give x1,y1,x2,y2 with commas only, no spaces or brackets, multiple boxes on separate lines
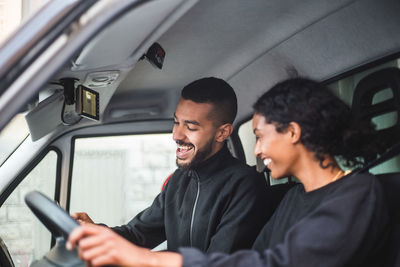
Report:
190,171,200,246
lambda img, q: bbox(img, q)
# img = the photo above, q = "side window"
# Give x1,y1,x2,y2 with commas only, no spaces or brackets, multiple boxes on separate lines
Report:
0,151,58,266
69,134,176,226
327,59,400,174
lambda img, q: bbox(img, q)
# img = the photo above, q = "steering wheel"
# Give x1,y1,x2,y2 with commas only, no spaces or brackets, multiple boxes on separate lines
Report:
25,191,86,266
25,191,119,267
25,190,79,238
25,191,79,238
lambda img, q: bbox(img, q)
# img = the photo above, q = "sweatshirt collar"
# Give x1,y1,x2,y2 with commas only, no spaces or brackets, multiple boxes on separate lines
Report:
188,143,231,182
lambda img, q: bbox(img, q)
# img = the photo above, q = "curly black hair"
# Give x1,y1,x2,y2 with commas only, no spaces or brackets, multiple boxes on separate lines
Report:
181,77,237,126
253,78,380,168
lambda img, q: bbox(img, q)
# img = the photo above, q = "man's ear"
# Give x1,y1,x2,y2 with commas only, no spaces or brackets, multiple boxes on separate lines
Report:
215,123,233,143
287,122,301,144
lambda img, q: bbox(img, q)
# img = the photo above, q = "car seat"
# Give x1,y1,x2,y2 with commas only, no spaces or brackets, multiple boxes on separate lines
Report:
375,172,400,266
352,67,400,267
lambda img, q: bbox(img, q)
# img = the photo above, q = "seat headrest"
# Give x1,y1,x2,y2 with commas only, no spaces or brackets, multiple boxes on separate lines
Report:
352,67,400,150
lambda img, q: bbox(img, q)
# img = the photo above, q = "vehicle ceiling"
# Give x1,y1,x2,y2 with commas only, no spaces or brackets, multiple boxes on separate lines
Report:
40,0,400,139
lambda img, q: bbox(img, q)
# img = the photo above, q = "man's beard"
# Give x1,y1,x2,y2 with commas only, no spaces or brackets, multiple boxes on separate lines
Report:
176,138,214,170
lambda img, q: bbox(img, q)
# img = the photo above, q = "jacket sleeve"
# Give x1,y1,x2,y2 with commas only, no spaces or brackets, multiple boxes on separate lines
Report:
181,175,389,267
111,185,167,249
206,172,273,253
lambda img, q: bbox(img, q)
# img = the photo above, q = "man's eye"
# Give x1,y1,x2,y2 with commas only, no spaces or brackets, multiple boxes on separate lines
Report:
173,121,179,125
187,126,198,131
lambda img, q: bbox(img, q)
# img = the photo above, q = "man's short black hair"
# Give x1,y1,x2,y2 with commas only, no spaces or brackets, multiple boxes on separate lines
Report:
181,77,237,125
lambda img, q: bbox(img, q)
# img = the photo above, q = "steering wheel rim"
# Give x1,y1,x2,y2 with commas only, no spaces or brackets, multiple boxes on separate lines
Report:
25,190,79,238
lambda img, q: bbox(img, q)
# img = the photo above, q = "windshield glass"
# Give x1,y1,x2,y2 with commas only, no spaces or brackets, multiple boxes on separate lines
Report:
0,114,29,166
0,0,51,164
0,0,50,46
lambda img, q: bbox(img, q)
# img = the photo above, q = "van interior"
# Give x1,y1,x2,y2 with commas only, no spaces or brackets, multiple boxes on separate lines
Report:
0,0,399,266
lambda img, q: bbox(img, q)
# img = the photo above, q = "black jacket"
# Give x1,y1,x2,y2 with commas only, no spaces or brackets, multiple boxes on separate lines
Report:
112,145,272,253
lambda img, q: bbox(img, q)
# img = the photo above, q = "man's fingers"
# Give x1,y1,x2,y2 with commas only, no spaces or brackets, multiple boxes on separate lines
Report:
89,253,115,267
66,224,142,267
71,213,84,225
66,227,83,250
80,241,108,259
66,224,102,250
71,212,94,224
80,242,116,265
78,231,110,250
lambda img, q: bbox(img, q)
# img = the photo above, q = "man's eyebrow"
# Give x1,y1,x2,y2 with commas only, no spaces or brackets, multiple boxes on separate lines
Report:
184,120,200,126
174,114,200,126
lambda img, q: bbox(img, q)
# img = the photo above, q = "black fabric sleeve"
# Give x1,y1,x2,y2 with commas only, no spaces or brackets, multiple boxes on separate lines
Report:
112,187,167,249
206,173,272,253
251,209,276,253
180,174,388,267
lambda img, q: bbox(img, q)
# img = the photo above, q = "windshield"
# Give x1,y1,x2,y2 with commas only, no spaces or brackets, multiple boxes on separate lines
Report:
0,0,52,165
0,113,29,166
0,0,50,46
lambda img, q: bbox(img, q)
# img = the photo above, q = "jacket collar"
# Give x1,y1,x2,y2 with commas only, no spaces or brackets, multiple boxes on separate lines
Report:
188,143,232,182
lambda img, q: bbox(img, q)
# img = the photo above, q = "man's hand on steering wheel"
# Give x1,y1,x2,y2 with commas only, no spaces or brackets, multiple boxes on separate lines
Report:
72,212,95,225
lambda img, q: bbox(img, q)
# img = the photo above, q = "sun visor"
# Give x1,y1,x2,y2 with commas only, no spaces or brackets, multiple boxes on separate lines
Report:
25,91,64,141
72,0,198,70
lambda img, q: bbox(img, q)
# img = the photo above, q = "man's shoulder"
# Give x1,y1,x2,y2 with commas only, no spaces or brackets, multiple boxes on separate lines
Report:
219,159,267,188
224,157,259,176
222,153,251,169
161,169,187,188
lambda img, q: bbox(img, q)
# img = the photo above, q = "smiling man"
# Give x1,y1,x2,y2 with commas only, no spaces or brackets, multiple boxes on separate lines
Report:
73,77,272,253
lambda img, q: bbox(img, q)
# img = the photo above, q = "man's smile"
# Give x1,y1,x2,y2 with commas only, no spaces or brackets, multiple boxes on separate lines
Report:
176,142,194,159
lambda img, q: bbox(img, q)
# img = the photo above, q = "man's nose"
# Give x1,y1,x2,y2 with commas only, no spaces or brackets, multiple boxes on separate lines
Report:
173,125,185,141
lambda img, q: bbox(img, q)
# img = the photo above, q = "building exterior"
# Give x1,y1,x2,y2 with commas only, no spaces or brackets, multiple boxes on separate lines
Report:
0,0,49,45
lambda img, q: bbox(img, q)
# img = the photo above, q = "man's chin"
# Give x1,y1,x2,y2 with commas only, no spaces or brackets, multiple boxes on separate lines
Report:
176,158,190,169
176,143,214,170
178,156,205,170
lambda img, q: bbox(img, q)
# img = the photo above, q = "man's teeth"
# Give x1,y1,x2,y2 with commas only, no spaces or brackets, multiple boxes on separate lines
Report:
178,145,192,150
263,158,271,166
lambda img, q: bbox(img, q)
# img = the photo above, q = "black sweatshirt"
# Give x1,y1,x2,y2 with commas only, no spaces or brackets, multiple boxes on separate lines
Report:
180,172,390,266
112,145,273,253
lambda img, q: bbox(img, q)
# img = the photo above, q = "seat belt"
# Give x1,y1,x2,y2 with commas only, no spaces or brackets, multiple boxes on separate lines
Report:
355,143,400,174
